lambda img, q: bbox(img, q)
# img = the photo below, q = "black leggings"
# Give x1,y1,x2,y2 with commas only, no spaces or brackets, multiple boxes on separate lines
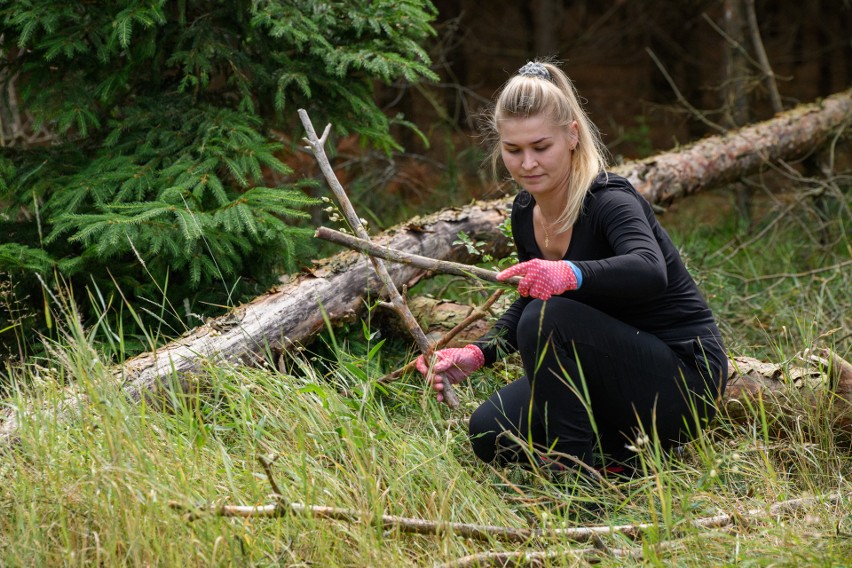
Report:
468,298,723,468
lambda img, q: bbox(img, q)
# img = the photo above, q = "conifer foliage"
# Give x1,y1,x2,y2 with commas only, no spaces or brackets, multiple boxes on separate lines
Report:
0,0,437,348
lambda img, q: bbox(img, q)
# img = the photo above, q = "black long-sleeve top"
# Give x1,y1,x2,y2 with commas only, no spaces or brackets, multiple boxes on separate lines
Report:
474,172,726,378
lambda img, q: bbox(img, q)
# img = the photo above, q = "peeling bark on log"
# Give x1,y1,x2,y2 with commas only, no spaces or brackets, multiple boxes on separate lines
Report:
724,353,852,428
618,88,852,204
2,90,850,444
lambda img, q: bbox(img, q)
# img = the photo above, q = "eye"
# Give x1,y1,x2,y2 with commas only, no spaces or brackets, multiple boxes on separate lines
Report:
504,148,520,154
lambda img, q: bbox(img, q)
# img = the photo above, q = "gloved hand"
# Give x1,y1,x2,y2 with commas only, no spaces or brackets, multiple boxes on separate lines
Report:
415,344,485,402
496,259,580,300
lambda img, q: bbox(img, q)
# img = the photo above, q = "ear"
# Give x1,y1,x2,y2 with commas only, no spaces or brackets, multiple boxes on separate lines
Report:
568,120,579,150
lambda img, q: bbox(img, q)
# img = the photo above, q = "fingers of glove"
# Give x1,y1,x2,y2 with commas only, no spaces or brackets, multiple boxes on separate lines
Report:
414,355,430,375
496,261,528,282
444,368,467,385
431,356,457,374
517,276,532,297
526,259,550,283
430,374,445,391
529,280,552,300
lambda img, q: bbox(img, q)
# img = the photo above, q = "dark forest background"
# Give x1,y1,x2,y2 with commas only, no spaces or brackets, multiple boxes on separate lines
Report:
396,0,851,153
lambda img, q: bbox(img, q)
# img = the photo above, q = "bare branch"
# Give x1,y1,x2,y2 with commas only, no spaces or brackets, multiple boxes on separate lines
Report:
298,109,460,409
172,492,846,546
258,455,285,499
744,0,784,113
646,47,728,134
315,226,520,286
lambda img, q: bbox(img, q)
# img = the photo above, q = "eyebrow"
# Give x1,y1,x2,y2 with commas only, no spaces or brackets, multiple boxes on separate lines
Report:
502,137,551,146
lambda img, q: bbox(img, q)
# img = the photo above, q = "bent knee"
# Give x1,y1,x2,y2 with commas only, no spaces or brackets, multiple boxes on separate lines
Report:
517,298,587,350
468,403,503,463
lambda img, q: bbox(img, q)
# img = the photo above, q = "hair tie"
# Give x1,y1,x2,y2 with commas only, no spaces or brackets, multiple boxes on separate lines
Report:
518,61,551,81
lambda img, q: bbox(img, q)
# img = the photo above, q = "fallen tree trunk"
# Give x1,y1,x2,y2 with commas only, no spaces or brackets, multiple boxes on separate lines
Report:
120,88,851,387
2,90,850,444
619,88,852,204
392,296,852,428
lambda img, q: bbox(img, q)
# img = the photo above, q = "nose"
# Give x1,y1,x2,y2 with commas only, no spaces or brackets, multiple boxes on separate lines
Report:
521,152,537,170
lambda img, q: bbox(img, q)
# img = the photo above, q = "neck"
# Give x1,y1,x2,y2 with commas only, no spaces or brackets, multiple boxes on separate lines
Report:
534,191,566,224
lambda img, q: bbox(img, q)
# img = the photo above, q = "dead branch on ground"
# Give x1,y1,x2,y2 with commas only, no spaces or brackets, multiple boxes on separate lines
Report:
170,463,844,546
315,226,520,285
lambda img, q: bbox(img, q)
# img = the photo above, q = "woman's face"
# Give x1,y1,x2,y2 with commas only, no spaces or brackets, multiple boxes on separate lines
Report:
500,114,578,199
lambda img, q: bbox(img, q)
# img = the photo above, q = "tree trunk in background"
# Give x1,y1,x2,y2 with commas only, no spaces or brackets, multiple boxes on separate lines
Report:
531,0,565,57
431,0,470,127
723,0,751,127
2,89,851,445
745,0,783,114
723,0,754,228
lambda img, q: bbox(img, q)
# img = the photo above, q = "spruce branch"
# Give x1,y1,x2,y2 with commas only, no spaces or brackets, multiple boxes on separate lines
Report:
298,109,460,409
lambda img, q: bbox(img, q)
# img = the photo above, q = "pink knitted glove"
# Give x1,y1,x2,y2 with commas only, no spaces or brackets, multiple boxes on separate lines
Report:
496,259,579,300
415,345,485,402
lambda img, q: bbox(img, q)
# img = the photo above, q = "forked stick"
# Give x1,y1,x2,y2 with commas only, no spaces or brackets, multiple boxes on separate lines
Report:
379,288,506,384
298,109,460,408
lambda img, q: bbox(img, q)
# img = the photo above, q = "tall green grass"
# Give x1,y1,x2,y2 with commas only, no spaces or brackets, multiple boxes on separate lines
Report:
1,183,850,566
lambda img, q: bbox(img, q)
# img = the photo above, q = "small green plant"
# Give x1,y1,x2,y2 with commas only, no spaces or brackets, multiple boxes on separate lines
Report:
453,230,493,263
625,115,654,157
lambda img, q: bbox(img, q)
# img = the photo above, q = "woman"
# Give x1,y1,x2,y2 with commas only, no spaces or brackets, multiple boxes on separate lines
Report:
415,60,727,473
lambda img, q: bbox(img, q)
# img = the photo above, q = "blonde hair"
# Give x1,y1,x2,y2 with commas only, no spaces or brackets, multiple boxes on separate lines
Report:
485,60,608,232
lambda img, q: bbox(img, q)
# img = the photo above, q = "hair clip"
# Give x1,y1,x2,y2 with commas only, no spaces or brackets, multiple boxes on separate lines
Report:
518,61,551,81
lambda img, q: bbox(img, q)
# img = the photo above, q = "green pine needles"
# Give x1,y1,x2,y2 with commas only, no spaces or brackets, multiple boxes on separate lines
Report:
0,0,438,355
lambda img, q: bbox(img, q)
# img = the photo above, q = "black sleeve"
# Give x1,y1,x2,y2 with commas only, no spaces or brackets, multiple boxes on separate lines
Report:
572,188,669,298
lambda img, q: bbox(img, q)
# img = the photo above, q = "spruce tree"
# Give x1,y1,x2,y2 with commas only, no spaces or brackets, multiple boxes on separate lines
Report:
0,0,437,352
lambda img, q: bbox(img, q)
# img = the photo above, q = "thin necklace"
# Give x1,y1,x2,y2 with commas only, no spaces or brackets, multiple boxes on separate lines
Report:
539,208,559,248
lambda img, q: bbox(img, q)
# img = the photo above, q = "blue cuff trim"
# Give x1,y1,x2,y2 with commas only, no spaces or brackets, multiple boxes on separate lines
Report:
564,260,583,289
